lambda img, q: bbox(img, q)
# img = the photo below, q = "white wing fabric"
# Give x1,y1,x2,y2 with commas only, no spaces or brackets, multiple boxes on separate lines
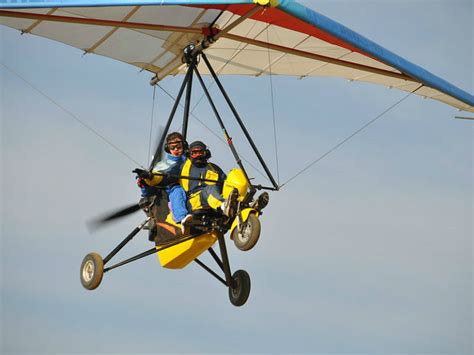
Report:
1,0,472,112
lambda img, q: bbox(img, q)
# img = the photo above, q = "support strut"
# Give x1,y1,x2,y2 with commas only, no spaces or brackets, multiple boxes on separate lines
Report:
208,247,224,272
151,44,279,191
182,50,197,141
194,258,227,286
104,232,209,273
217,233,233,287
103,217,151,265
201,52,279,190
194,66,252,186
149,61,194,170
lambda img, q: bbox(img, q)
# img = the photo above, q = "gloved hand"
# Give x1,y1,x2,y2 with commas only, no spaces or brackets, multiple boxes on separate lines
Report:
132,168,153,180
137,177,148,188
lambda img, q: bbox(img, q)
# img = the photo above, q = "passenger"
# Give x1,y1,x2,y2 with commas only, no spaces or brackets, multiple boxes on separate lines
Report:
135,132,192,230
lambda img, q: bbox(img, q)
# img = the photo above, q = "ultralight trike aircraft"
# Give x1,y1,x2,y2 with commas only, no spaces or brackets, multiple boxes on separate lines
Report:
1,0,472,307
79,45,277,307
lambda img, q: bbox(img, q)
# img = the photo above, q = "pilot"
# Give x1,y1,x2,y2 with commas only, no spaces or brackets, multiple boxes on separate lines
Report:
181,140,238,217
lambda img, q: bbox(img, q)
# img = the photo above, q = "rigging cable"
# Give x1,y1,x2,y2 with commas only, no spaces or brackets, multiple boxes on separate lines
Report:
1,62,145,168
147,84,157,166
266,24,280,184
279,83,424,189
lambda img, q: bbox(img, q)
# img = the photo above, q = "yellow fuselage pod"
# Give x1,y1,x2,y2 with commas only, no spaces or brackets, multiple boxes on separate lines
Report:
223,168,249,202
157,168,247,269
156,232,218,269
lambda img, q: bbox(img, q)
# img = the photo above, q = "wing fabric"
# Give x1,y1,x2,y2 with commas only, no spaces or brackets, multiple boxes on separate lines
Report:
0,0,472,112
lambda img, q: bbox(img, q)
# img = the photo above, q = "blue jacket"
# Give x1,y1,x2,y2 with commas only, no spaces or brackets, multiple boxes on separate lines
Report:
140,154,186,197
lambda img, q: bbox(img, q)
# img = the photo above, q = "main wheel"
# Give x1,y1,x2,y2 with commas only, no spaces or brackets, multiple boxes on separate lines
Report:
228,269,251,307
80,252,104,290
232,214,261,251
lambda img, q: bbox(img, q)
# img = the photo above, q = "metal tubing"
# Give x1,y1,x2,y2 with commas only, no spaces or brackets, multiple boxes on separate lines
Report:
252,185,279,191
182,57,196,141
194,258,227,286
201,52,279,190
194,66,252,185
207,247,224,272
221,32,415,83
104,232,206,272
153,171,222,185
104,246,156,272
216,233,233,287
149,64,193,170
103,217,151,265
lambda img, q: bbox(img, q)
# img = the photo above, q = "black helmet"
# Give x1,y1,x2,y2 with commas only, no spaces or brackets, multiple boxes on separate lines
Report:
188,140,211,166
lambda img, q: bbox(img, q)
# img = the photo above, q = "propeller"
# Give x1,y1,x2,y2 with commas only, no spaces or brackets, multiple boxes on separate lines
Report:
88,127,167,231
88,203,143,231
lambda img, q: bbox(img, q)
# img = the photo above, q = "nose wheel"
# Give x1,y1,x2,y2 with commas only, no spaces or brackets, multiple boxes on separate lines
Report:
232,213,261,251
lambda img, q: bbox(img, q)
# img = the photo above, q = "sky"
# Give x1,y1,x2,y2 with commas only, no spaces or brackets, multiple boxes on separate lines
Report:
1,1,473,354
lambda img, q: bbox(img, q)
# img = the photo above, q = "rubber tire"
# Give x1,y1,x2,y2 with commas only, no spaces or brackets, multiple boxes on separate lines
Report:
80,252,104,290
228,269,251,307
232,214,261,251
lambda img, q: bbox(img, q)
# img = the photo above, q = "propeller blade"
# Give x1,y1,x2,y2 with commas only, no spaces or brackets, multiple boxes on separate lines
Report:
88,203,142,230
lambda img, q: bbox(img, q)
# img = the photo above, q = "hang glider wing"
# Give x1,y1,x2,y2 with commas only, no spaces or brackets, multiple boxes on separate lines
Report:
1,0,472,112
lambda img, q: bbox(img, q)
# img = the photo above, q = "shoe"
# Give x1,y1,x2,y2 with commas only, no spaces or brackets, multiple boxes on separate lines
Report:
221,188,239,217
252,192,269,211
180,214,193,234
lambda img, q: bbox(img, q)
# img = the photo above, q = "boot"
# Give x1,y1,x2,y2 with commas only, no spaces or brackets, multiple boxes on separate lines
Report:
252,192,269,211
222,188,239,218
180,214,193,235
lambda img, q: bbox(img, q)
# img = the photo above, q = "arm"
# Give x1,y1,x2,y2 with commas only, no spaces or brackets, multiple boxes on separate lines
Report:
133,159,179,187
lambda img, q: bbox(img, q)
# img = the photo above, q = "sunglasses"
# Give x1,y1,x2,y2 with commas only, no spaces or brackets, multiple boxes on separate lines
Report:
189,148,205,157
168,141,183,150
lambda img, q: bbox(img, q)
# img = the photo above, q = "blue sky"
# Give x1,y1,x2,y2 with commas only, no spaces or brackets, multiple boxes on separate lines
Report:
1,0,472,354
